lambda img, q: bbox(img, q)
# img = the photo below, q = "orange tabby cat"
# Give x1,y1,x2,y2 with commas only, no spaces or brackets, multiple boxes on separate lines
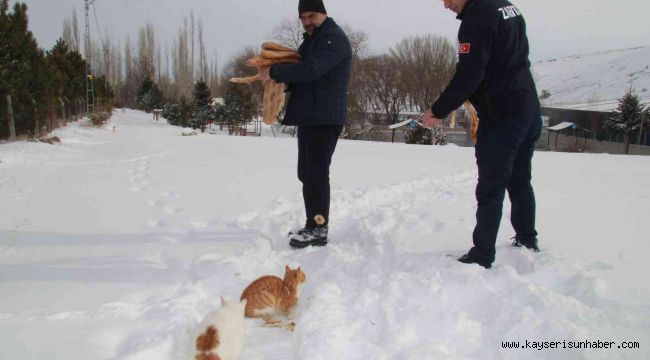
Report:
240,265,306,329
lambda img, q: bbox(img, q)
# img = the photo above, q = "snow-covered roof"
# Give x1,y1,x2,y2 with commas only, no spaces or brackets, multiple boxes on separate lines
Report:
548,122,576,131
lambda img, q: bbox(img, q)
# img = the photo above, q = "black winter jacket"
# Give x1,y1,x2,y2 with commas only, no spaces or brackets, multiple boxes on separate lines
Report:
431,0,539,122
270,17,352,126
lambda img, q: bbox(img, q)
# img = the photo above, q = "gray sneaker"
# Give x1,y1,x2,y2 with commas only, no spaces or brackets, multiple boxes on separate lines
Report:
289,226,328,248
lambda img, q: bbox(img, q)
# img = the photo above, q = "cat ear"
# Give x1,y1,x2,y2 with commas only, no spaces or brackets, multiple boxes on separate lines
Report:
285,265,291,273
297,266,301,271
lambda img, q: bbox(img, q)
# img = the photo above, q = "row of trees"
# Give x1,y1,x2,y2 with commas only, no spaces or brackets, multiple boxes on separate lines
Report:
60,10,223,110
0,1,113,140
58,9,457,139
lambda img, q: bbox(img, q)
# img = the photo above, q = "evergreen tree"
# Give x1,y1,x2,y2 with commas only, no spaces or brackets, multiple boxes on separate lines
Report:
432,126,447,145
193,80,211,109
191,106,212,132
64,48,87,111
178,96,193,128
47,39,71,101
605,89,645,154
46,38,88,118
1,3,48,137
136,77,163,113
404,123,447,145
0,3,110,139
213,102,225,126
0,1,10,136
190,80,212,132
222,83,255,127
161,102,180,126
405,125,432,145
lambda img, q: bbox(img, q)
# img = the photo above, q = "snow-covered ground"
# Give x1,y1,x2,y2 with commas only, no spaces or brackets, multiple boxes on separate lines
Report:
1,109,649,359
534,46,650,109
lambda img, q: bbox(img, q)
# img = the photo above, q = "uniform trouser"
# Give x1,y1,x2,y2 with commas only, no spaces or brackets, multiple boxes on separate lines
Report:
471,107,542,263
297,125,343,227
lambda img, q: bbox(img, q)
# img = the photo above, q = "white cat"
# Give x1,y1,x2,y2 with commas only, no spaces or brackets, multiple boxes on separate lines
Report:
192,297,247,360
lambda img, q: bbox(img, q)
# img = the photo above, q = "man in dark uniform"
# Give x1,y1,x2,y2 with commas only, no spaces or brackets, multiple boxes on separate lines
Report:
258,0,352,248
423,0,542,268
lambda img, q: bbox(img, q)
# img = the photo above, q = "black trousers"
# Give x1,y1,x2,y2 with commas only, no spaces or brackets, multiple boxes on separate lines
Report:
472,107,542,262
297,125,343,227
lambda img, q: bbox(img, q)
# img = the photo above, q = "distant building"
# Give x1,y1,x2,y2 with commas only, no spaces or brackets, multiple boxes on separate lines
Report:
541,105,650,154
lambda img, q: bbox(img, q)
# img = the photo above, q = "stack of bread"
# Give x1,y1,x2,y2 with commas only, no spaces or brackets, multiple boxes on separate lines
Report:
230,42,301,124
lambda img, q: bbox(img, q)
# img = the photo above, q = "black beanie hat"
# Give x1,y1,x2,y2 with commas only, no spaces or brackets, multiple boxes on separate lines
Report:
299,0,327,15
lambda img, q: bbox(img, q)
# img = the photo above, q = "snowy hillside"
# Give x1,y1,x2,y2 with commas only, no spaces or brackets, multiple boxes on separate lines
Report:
533,46,650,110
0,110,649,359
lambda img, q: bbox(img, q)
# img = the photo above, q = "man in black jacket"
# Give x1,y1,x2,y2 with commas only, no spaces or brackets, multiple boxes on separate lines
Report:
423,0,542,268
258,0,352,248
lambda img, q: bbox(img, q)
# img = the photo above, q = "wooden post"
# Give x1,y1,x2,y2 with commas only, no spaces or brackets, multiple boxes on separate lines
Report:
6,95,16,140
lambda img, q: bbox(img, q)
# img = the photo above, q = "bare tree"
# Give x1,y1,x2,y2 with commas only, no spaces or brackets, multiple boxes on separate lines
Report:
172,17,193,100
122,37,137,107
61,10,81,53
137,23,156,81
341,25,368,59
102,36,110,81
72,10,80,53
190,11,195,84
197,17,208,82
390,35,456,112
209,52,221,97
365,55,407,127
346,56,374,137
62,20,76,52
157,45,174,102
156,46,162,82
110,41,123,100
271,18,303,51
341,25,369,138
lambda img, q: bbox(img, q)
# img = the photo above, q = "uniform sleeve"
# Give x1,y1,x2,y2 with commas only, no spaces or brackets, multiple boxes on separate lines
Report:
270,32,351,84
431,9,499,118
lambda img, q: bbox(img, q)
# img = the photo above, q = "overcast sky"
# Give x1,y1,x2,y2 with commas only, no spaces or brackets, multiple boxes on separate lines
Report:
14,0,650,68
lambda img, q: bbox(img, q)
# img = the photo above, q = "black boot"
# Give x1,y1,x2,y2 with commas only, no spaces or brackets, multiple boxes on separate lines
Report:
511,236,540,252
457,248,492,269
289,225,328,248
287,221,313,237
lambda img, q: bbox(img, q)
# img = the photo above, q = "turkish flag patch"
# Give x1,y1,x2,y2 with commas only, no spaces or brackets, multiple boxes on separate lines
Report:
459,43,471,54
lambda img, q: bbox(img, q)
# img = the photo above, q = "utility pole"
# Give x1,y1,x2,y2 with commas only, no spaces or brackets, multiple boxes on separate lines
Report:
84,0,96,115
